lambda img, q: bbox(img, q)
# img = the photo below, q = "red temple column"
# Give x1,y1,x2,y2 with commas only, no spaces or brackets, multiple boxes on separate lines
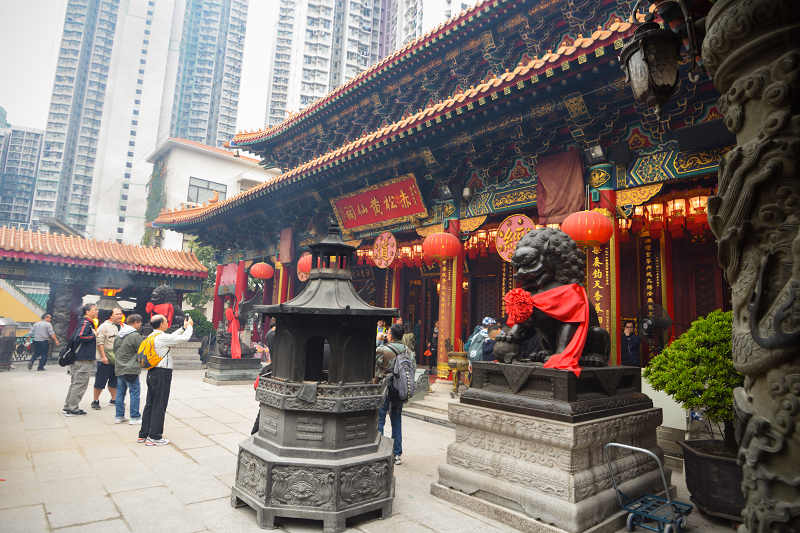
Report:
234,260,247,310
436,257,454,380
212,264,224,328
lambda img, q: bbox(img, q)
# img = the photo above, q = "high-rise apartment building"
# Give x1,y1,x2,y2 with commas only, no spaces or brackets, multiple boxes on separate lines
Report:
33,0,248,244
265,0,390,127
389,0,466,49
170,0,247,147
0,107,9,129
264,0,464,127
0,125,45,229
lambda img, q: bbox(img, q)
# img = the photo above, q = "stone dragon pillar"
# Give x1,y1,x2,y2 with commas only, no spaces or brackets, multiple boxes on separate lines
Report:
703,0,800,531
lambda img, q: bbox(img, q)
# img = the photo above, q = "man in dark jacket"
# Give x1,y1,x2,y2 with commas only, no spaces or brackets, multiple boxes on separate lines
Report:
114,314,144,424
621,322,642,366
482,324,501,361
62,303,98,416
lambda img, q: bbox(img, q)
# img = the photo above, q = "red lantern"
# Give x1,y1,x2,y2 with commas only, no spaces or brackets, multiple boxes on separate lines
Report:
422,232,461,261
250,262,274,280
297,254,321,274
561,210,614,248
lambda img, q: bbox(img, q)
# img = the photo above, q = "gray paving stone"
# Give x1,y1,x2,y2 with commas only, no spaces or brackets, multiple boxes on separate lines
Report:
0,404,21,423
203,407,250,424
76,432,135,460
166,401,206,419
112,486,207,533
187,497,262,532
0,450,33,470
184,444,237,477
54,518,132,533
25,427,77,452
187,416,233,436
32,449,96,483
154,461,231,504
0,466,43,510
168,426,216,449
39,475,120,528
0,421,26,447
62,416,113,437
0,504,49,533
207,431,243,454
91,455,162,494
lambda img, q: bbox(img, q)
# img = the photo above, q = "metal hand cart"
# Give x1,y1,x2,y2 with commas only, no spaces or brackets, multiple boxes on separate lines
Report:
604,443,693,533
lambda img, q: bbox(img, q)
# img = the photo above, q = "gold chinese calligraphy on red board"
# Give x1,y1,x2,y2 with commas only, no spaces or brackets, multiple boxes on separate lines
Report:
330,174,428,233
373,232,396,269
496,215,535,262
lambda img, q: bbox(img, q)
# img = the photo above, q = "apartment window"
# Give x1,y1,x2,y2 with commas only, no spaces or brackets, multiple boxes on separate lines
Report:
119,216,126,222
126,162,132,168
144,29,150,35
131,120,138,125
145,20,151,25
135,89,142,94
121,195,128,200
142,40,148,45
138,69,145,74
142,49,147,54
130,130,136,136
137,79,143,84
127,151,134,157
140,59,146,64
122,185,129,191
134,100,140,105
117,228,123,233
129,141,135,146
187,177,227,204
124,173,131,179
133,110,139,115
120,206,126,211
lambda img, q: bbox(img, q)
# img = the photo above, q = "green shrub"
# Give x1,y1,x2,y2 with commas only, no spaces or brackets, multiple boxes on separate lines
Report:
642,309,742,443
186,309,214,338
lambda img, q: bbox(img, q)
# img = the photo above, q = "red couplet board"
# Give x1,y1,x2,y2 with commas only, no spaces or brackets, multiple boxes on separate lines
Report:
331,174,427,233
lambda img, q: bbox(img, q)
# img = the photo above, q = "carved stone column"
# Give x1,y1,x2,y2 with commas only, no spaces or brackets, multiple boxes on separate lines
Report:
703,0,800,531
50,275,74,358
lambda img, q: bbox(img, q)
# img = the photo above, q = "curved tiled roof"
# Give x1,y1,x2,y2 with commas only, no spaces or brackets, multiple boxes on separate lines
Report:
230,0,628,148
155,18,632,230
0,227,207,277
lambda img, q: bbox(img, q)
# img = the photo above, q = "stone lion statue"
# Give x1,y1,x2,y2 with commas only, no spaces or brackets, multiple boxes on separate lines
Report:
146,285,186,329
494,227,610,368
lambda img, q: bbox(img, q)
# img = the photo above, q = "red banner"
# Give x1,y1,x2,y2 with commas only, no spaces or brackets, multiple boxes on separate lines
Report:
331,174,427,232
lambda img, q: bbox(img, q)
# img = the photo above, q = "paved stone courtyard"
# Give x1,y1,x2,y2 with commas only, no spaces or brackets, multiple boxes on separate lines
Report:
0,367,735,532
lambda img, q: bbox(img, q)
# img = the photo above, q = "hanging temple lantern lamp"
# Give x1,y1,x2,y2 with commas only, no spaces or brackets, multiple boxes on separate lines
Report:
619,0,702,119
249,262,274,280
422,232,461,262
561,210,615,249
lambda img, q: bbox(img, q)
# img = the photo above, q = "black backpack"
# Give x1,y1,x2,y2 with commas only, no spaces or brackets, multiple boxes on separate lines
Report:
58,326,81,367
386,344,416,402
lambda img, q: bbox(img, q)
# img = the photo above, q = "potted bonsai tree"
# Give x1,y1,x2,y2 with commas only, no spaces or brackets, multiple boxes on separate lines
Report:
642,309,745,520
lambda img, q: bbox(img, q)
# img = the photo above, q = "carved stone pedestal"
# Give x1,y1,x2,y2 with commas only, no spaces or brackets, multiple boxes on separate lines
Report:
203,356,261,385
231,377,394,532
432,402,670,533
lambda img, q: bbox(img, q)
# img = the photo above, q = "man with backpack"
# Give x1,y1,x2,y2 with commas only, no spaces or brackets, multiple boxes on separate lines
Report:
466,317,496,372
62,303,98,417
137,314,193,446
373,323,416,466
114,314,144,425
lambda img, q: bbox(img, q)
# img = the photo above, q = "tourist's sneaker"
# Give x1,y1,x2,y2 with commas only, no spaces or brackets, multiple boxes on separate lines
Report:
145,437,170,446
37,367,46,371
27,361,32,370
91,401,101,410
114,417,128,424
137,437,146,443
109,399,115,406
394,455,402,465
129,418,142,425
62,408,69,414
65,409,87,417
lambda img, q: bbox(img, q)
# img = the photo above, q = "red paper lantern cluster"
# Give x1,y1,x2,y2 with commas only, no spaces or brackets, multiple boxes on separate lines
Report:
250,262,274,280
561,210,614,248
422,232,461,261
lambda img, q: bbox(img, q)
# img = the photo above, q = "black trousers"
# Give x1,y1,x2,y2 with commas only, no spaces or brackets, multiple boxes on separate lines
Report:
139,367,172,440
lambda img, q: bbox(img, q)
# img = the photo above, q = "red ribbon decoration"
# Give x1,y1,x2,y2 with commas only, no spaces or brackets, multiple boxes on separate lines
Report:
503,284,590,377
146,302,174,328
504,288,535,326
225,307,241,359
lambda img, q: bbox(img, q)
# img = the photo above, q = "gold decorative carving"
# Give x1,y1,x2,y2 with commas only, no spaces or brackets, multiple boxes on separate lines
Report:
459,215,488,232
492,187,537,209
615,184,663,207
673,145,734,174
563,93,588,120
589,168,611,188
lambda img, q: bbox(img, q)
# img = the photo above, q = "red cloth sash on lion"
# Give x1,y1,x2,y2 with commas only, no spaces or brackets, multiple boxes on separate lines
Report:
145,302,174,328
503,284,589,376
225,307,241,359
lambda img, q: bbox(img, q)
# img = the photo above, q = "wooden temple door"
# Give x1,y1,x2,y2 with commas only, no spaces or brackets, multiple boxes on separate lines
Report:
470,276,500,331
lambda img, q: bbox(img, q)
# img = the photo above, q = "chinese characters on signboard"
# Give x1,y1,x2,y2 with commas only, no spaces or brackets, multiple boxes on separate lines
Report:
587,245,611,329
372,232,397,269
496,215,535,262
330,174,427,233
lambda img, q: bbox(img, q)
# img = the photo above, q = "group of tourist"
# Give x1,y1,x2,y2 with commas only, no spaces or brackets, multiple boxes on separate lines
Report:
60,302,193,447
